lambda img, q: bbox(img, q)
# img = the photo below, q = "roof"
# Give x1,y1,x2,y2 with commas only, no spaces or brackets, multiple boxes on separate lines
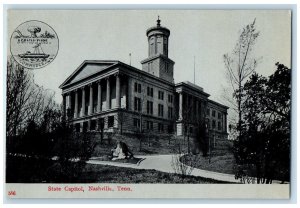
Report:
59,60,119,89
175,81,209,97
59,60,175,89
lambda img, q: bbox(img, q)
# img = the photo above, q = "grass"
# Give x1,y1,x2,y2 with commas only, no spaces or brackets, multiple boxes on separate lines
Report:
181,138,235,175
6,156,227,184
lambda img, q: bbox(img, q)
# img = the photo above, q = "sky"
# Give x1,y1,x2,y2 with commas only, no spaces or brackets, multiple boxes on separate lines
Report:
7,10,291,106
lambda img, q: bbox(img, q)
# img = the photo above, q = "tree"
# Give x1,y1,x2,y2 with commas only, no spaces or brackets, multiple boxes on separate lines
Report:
234,63,291,183
6,57,56,138
223,19,260,138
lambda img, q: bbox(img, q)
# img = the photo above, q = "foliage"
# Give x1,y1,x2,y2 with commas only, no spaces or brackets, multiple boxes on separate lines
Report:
234,63,291,183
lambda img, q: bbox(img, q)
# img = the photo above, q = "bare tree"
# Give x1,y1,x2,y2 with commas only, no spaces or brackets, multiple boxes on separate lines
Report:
6,57,56,137
223,19,260,137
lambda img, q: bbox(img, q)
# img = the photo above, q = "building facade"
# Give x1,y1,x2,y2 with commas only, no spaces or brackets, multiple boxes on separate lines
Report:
60,18,228,138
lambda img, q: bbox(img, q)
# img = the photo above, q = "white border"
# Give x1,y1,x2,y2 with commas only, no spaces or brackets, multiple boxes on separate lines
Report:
1,0,298,207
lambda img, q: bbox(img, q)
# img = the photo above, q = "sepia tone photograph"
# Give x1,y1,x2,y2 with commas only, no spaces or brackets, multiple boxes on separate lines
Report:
5,9,292,198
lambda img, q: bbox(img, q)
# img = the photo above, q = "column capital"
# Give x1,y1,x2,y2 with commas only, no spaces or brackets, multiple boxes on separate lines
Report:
105,76,110,81
96,79,102,84
81,86,85,90
88,83,93,87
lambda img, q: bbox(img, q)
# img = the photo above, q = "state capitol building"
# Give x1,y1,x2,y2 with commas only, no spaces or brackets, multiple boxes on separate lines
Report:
60,18,228,139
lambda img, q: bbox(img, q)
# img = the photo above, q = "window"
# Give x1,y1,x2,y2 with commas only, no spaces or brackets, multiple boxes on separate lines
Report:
165,62,169,73
190,127,193,134
134,97,141,112
158,104,164,117
207,108,210,116
168,107,173,119
158,91,164,100
98,118,105,130
168,125,173,133
90,120,96,131
218,112,222,119
147,87,153,97
108,116,114,128
212,110,216,117
133,118,141,128
158,123,164,133
146,121,153,130
212,120,216,129
168,94,173,103
147,101,153,115
134,82,141,93
218,121,221,130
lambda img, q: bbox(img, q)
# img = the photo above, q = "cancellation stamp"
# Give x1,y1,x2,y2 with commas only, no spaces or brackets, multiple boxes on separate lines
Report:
10,20,59,69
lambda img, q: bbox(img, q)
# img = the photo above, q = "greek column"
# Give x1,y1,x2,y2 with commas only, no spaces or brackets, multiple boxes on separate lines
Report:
106,77,111,110
97,80,102,112
74,89,78,118
116,73,121,108
88,84,93,115
81,87,86,117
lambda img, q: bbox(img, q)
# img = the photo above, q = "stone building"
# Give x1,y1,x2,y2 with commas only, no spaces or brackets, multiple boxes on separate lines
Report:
60,18,228,138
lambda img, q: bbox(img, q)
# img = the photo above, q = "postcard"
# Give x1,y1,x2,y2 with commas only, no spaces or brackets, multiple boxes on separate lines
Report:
5,9,291,199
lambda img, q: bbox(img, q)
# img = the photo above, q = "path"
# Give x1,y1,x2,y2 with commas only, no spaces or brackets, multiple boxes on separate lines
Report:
87,154,240,183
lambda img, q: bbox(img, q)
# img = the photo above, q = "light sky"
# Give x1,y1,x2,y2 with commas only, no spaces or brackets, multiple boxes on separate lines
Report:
7,10,291,105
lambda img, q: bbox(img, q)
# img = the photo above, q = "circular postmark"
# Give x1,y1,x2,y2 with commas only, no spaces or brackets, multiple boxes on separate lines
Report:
10,20,59,69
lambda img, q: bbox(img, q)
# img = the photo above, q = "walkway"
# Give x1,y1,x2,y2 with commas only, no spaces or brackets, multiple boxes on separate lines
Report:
87,154,240,183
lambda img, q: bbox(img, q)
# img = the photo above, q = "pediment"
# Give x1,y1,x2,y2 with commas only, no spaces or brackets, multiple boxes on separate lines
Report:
60,60,118,88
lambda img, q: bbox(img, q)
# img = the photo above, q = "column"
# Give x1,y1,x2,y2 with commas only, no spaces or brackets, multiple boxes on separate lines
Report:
68,93,72,109
74,90,78,118
179,92,183,120
116,74,121,108
88,84,93,115
224,113,227,133
62,94,66,117
97,81,102,112
106,77,111,110
196,99,199,121
81,87,86,117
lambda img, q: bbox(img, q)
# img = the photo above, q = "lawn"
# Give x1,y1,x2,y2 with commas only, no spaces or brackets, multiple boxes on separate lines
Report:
180,138,235,175
6,156,227,184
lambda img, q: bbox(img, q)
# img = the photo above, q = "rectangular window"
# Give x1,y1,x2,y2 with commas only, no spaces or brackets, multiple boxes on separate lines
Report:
168,94,173,103
218,112,222,119
158,104,164,117
168,107,173,119
99,118,105,130
90,120,96,131
134,82,141,93
207,108,210,116
158,123,164,133
147,101,153,115
133,118,140,128
212,110,216,117
218,121,221,130
158,91,164,100
147,87,154,97
212,120,216,129
168,125,173,133
108,116,114,128
134,82,138,92
134,97,141,112
146,121,153,130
